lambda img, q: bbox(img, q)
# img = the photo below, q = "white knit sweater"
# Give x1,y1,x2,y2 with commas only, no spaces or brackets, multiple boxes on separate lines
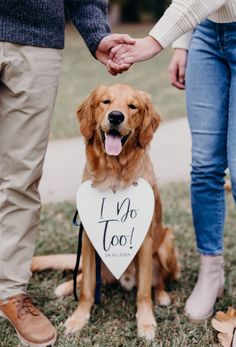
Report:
149,0,236,50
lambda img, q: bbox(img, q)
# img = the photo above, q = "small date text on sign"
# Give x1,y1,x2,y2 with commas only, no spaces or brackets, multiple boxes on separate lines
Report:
76,178,155,279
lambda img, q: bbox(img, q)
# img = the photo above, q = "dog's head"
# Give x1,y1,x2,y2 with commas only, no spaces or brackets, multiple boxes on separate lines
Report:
77,84,160,156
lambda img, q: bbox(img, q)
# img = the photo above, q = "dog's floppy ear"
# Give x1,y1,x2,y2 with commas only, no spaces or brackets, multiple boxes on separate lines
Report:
77,91,96,140
77,86,103,140
138,91,161,148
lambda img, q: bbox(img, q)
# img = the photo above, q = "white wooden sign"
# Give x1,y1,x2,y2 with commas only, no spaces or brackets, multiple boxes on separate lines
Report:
76,178,155,279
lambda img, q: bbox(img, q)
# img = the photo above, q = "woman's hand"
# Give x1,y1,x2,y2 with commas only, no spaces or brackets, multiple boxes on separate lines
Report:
168,48,188,90
96,33,135,75
109,36,163,65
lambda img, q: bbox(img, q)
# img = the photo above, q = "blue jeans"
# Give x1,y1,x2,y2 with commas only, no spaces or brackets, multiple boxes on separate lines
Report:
186,19,236,255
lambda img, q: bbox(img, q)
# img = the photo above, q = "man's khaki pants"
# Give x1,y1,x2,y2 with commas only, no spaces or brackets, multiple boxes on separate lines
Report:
0,43,63,300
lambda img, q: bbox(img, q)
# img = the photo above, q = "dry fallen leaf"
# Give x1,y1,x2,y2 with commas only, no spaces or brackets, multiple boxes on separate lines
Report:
218,332,233,347
216,307,236,322
212,308,236,347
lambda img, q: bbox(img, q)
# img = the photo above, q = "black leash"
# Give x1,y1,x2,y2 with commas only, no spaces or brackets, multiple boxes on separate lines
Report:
72,210,101,304
72,211,84,301
230,328,236,347
95,251,101,304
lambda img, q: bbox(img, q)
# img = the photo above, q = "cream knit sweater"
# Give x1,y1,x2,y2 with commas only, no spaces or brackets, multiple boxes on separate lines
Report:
149,0,236,50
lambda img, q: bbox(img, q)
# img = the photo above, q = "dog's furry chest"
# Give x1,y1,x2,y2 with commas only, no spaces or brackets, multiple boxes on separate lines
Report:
84,150,155,192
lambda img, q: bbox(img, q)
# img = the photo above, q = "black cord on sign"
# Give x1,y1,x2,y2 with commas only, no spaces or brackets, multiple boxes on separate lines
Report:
231,329,236,347
72,210,79,228
73,216,84,301
95,251,101,304
72,209,102,304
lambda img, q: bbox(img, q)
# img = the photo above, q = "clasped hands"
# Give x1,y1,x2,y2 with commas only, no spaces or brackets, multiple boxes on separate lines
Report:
95,33,162,76
96,33,187,91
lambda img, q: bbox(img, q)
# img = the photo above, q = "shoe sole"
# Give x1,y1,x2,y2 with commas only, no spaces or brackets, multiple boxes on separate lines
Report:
0,310,57,347
185,309,214,322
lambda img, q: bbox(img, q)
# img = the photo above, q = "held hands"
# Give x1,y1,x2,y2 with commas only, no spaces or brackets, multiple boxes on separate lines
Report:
168,48,188,89
95,33,135,76
96,34,162,75
96,34,188,82
109,36,162,65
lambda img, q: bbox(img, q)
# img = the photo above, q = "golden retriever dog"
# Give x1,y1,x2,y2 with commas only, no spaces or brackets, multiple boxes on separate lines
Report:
32,84,180,341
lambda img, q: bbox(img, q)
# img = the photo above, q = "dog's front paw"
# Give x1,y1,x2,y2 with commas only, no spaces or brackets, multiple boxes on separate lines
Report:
137,313,157,341
64,312,90,336
138,322,156,341
64,317,80,336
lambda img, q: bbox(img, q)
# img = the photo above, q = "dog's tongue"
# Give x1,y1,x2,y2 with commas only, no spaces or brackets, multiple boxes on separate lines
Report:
105,134,122,156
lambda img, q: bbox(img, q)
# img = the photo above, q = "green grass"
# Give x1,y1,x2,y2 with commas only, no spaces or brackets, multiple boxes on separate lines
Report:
51,24,186,139
1,183,236,347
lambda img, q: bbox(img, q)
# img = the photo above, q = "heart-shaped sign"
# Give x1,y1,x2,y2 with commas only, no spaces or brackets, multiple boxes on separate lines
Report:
76,178,154,279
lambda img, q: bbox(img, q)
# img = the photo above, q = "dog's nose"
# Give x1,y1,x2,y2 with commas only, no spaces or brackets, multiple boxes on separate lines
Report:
108,111,125,125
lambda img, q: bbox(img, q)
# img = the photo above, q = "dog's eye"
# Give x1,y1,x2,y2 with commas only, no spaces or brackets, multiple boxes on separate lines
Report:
128,103,137,110
102,99,111,105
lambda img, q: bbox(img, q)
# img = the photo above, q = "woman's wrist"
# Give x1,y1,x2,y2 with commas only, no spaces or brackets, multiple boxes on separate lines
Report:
146,35,163,56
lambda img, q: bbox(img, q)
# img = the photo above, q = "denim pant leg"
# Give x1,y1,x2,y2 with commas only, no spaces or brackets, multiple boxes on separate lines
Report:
186,20,229,255
227,38,236,202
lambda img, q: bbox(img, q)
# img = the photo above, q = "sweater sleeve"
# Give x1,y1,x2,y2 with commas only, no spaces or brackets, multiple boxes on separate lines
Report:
172,31,193,50
66,0,111,56
149,0,228,48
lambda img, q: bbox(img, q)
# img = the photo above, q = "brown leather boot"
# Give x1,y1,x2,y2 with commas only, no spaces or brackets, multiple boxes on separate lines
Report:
0,294,57,347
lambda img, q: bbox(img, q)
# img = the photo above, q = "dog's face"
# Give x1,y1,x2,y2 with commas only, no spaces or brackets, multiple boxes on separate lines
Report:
77,84,160,156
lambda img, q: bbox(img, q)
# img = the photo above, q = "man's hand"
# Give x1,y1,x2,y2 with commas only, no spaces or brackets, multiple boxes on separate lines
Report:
95,33,135,75
109,36,162,67
168,48,188,90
